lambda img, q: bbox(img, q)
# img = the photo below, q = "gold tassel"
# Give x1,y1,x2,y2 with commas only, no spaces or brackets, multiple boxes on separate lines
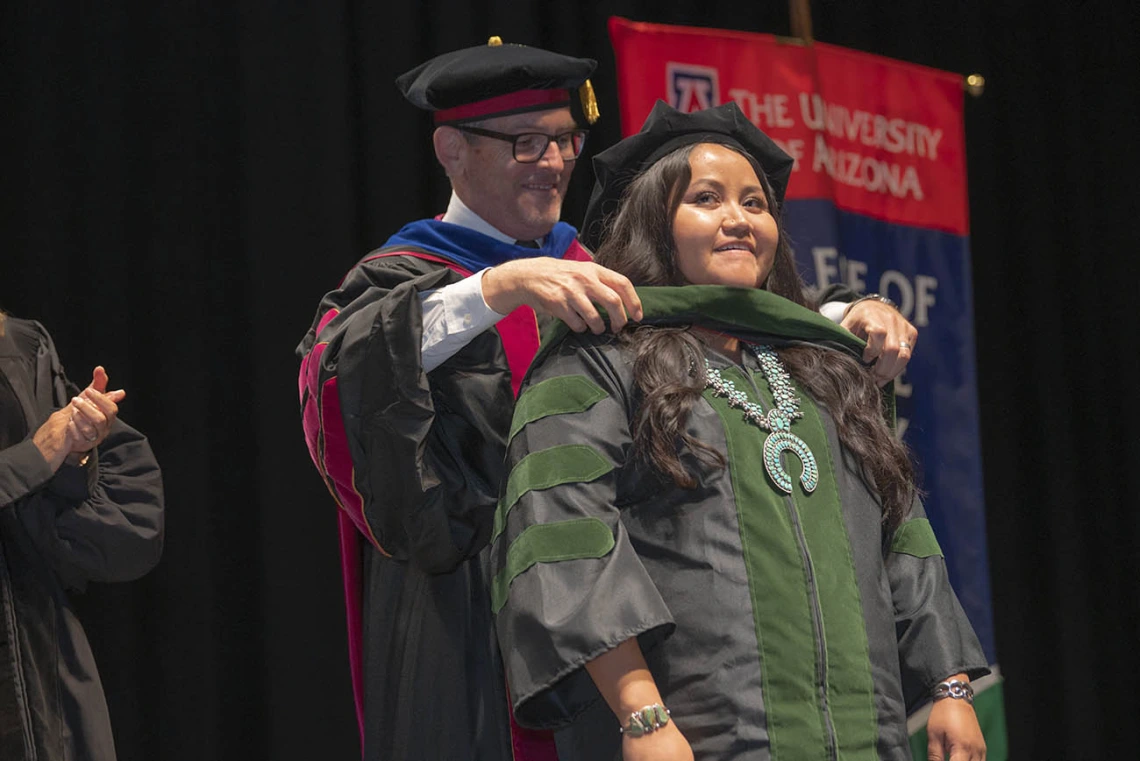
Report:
579,80,600,125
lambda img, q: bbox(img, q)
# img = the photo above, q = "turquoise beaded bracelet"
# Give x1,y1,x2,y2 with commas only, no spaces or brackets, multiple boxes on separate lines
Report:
622,704,671,737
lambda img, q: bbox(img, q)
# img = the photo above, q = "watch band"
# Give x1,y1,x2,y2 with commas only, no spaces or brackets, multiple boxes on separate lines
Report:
844,293,899,317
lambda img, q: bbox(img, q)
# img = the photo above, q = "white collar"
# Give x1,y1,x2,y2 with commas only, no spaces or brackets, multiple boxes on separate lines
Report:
441,191,542,246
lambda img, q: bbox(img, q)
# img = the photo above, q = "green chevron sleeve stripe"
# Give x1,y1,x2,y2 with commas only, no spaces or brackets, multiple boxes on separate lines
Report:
890,518,944,558
509,375,609,443
492,444,614,542
491,518,615,613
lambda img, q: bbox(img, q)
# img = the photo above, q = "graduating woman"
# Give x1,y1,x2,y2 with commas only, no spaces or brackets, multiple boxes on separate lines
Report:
490,102,988,761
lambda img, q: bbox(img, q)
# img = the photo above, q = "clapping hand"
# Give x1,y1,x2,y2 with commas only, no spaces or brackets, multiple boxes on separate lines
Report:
67,366,126,454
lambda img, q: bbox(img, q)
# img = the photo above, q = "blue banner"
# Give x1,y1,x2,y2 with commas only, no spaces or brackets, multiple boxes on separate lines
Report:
786,200,995,660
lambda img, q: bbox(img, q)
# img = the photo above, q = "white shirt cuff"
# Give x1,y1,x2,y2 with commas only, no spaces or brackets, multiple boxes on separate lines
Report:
419,269,506,372
819,300,848,324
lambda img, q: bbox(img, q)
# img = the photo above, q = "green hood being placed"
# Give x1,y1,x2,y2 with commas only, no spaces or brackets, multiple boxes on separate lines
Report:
537,284,894,423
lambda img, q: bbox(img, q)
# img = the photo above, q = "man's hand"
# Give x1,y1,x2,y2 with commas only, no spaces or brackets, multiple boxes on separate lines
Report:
840,300,918,386
482,258,643,334
926,692,986,761
67,366,126,455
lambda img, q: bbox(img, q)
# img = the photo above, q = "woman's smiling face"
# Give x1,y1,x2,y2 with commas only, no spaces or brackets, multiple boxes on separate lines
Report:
671,143,779,289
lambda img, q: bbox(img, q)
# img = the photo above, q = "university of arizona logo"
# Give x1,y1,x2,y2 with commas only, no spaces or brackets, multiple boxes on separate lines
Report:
666,63,720,113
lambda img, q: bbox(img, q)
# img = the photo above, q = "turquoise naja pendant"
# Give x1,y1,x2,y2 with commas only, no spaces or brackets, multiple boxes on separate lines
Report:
762,431,819,494
703,344,820,496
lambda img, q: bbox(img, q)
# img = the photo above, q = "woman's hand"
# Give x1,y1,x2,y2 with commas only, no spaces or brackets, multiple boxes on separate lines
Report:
33,407,84,472
622,720,694,761
926,692,986,761
67,366,126,454
584,637,691,761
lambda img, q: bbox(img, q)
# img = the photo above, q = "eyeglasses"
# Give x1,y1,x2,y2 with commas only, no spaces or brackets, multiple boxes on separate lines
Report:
456,125,589,163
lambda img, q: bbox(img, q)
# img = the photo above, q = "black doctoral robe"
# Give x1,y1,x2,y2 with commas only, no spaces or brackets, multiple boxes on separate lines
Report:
0,317,164,761
296,220,592,761
492,286,988,761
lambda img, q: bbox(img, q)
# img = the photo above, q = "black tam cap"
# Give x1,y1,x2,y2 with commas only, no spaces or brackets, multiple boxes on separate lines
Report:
581,101,795,251
396,37,599,126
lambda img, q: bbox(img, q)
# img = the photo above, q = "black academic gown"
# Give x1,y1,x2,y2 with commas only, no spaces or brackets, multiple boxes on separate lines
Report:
492,287,988,761
297,254,524,761
0,317,164,761
296,218,593,761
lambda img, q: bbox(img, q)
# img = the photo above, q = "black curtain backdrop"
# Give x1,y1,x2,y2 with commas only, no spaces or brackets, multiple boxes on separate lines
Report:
2,1,1137,759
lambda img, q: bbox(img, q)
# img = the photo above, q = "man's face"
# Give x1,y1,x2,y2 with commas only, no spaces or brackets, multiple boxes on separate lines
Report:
453,107,578,241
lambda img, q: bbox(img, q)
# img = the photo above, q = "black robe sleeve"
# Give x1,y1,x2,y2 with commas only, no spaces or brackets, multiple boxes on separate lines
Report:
14,422,164,591
297,255,515,573
0,440,54,508
1,319,164,592
491,334,675,730
817,283,860,305
887,497,990,710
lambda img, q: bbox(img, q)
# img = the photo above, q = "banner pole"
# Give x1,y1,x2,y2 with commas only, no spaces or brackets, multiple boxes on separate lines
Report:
789,0,814,43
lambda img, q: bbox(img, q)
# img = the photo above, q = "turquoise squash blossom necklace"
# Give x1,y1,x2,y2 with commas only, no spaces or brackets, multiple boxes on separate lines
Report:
703,344,819,494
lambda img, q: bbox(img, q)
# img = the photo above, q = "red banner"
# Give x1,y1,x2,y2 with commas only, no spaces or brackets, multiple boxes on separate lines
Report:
609,17,969,235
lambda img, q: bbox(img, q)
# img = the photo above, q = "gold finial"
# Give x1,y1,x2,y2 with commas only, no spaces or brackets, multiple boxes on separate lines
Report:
579,80,600,125
965,74,986,97
488,36,503,47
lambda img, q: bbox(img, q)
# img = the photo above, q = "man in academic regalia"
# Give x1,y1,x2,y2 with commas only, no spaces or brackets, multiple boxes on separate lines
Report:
296,38,920,761
296,39,642,761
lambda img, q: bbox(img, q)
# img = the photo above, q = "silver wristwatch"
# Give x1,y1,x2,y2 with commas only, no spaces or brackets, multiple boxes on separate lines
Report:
844,292,899,316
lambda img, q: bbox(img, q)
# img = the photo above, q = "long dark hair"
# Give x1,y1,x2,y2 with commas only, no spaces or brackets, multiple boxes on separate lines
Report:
594,142,915,530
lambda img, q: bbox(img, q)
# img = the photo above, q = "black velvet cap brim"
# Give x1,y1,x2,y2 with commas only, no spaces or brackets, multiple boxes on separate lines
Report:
580,101,795,251
396,42,596,112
